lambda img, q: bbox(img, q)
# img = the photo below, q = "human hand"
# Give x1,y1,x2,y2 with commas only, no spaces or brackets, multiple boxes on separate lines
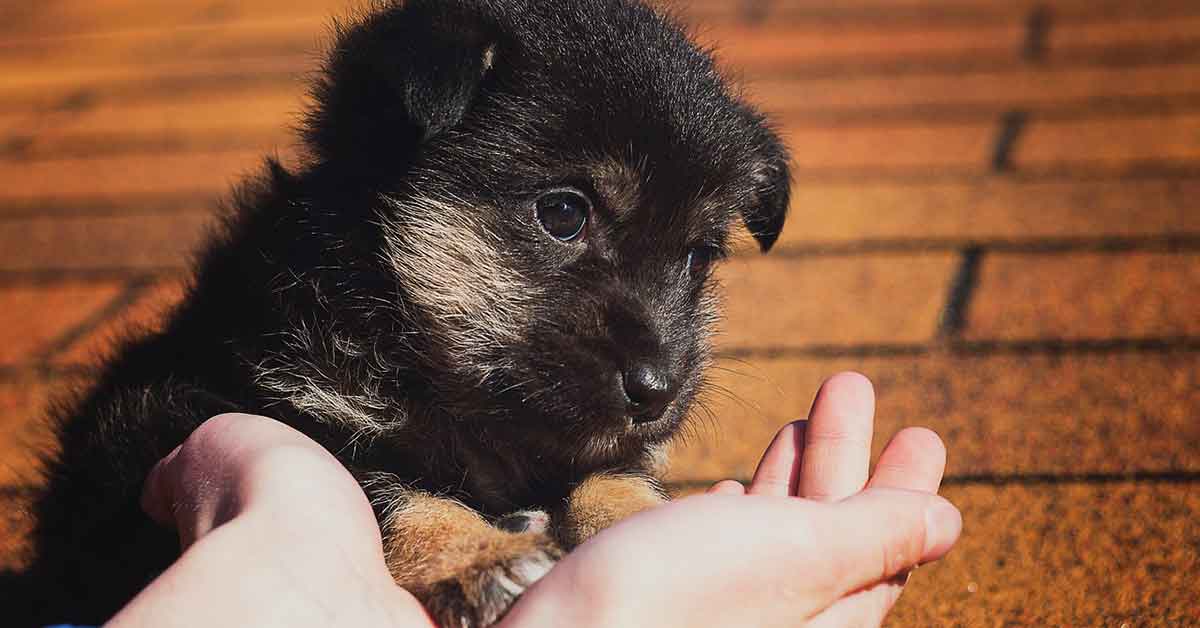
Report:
110,373,956,628
731,371,952,626
109,413,435,627
501,372,959,628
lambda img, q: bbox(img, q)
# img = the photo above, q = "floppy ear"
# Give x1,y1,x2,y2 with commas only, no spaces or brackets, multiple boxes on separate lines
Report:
305,1,496,169
741,135,792,252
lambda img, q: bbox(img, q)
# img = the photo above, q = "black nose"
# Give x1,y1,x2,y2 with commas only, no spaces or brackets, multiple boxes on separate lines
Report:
621,362,675,423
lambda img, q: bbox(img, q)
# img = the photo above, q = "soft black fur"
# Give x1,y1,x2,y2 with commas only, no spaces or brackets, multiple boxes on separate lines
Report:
6,0,790,624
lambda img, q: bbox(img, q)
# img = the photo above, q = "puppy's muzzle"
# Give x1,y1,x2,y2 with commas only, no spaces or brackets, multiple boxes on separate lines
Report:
621,361,676,424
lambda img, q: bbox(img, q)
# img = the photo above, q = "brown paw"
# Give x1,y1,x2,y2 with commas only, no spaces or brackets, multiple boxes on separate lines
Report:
557,473,666,548
417,534,561,628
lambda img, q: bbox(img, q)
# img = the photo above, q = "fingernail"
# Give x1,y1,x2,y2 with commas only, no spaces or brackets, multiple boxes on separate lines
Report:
922,498,962,560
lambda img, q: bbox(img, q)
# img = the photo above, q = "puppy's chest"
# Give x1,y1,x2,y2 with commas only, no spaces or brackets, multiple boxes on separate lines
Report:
352,437,588,516
451,445,585,515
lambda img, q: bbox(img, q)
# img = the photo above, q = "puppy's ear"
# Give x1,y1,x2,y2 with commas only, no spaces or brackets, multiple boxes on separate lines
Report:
305,1,496,168
741,134,792,252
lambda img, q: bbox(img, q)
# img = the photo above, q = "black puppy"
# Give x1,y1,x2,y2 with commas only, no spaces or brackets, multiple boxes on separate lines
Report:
10,0,790,625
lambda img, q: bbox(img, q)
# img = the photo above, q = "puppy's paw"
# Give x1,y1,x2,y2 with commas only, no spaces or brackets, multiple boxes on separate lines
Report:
557,473,667,548
419,534,561,628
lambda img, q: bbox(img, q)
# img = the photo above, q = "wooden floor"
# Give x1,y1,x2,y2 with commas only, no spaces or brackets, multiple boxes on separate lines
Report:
2,0,1199,624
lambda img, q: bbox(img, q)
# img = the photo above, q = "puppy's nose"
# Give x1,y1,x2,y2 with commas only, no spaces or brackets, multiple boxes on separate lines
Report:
621,362,675,423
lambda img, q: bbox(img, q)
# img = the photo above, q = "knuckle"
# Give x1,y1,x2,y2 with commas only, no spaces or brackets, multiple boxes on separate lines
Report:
809,427,871,449
879,516,927,579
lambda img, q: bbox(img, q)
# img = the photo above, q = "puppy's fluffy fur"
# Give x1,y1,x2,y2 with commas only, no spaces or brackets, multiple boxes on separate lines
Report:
8,0,790,625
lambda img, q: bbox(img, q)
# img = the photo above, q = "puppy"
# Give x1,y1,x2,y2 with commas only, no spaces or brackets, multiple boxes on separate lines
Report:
9,0,790,625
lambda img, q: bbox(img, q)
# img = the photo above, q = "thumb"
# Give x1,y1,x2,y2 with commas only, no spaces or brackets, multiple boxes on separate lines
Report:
810,488,961,601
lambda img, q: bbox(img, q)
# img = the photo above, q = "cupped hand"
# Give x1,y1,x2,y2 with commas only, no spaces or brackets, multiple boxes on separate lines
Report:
503,372,959,628
741,371,952,627
110,412,436,627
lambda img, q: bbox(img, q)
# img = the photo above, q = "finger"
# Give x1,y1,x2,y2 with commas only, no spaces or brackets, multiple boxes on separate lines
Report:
139,413,352,545
811,488,961,601
868,427,947,493
139,413,280,527
707,479,747,495
799,372,875,501
817,425,945,624
747,421,805,496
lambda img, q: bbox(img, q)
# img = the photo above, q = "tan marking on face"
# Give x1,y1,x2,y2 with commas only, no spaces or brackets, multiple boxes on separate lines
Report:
380,194,537,380
592,158,643,219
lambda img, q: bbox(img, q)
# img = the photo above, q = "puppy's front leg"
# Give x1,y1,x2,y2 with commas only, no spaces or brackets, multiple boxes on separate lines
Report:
380,490,561,628
556,473,668,549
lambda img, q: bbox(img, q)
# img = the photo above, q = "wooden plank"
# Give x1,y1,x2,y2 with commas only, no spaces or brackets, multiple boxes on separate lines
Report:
0,150,274,204
748,64,1200,115
966,252,1200,340
0,67,300,114
0,17,323,71
0,213,216,272
668,352,1200,482
780,119,996,173
788,113,1200,174
724,15,1200,73
1014,112,1200,169
51,277,189,366
0,281,126,366
0,94,294,136
767,0,1174,10
0,130,285,162
892,483,1200,626
1,0,373,40
777,177,1200,247
717,253,957,349
0,55,303,93
706,22,1025,70
0,90,300,159
1051,15,1200,54
767,0,1198,21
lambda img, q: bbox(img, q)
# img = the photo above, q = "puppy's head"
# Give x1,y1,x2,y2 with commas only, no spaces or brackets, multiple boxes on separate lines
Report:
295,0,789,468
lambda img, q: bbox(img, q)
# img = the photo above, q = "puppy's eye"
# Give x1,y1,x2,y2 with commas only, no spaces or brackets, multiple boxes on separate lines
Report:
686,245,722,277
535,190,590,241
